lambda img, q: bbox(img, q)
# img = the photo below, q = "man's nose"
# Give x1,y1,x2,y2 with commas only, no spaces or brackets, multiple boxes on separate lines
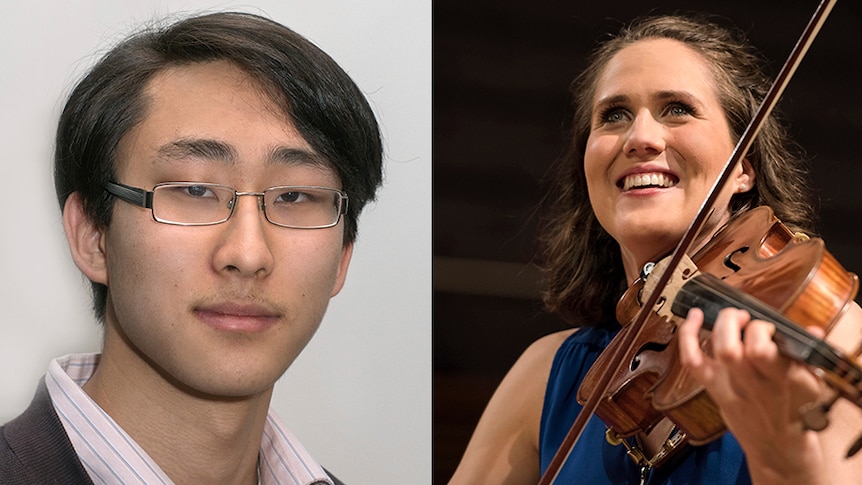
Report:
213,194,274,277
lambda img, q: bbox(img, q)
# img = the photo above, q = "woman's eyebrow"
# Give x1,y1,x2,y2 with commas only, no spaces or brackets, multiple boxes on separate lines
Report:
593,94,629,111
653,90,699,103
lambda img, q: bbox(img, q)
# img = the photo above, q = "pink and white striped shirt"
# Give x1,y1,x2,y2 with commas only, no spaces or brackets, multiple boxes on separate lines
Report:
45,353,334,485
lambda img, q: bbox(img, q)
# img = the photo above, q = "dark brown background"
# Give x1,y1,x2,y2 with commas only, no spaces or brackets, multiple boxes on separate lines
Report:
433,1,862,483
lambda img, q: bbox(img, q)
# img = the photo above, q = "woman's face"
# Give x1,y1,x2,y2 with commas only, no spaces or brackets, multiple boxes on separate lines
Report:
584,38,754,281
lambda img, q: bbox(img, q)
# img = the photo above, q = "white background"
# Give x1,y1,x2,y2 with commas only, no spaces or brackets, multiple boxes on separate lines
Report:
0,1,431,483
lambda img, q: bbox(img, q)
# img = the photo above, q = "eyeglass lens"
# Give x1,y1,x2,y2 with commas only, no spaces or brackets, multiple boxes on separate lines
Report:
151,183,343,228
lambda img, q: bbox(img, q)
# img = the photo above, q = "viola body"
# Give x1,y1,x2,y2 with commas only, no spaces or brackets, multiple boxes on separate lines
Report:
577,206,860,447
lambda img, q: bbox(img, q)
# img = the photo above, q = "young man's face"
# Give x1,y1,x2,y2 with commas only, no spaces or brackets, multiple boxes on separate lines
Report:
91,60,352,398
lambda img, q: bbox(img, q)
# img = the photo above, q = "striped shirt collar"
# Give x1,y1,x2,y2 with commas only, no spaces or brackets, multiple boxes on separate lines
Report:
45,353,334,485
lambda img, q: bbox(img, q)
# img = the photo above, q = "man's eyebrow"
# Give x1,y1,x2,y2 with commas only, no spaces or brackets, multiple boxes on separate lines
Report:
157,139,237,164
155,139,330,169
268,146,330,168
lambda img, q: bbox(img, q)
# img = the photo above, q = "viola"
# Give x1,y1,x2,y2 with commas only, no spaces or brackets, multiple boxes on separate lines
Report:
577,206,862,464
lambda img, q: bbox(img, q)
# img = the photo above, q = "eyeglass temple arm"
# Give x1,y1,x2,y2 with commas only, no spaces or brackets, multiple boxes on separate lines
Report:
105,182,154,208
340,194,349,215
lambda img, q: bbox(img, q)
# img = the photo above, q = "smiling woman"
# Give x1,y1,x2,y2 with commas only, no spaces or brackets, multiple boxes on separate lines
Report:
447,12,862,485
434,2,862,483
583,37,755,279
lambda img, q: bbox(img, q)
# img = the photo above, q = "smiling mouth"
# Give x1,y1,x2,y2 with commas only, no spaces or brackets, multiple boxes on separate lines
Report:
620,172,679,191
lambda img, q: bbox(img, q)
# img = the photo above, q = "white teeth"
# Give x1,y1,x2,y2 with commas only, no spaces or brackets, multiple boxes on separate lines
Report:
622,172,675,191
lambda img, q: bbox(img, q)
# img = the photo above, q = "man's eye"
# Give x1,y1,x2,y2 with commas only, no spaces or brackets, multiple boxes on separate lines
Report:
274,191,308,204
185,185,215,198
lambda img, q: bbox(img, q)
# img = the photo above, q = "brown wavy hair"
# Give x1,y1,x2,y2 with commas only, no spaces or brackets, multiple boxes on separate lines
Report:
537,14,814,328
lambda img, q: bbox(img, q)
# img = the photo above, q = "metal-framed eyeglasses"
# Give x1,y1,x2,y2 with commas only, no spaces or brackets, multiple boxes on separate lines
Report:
104,181,348,229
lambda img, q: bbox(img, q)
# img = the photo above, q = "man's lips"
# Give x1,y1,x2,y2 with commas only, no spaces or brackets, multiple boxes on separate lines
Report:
194,303,281,332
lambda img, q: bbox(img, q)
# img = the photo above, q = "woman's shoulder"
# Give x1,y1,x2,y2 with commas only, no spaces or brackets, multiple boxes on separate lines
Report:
448,328,579,484
493,329,578,415
516,326,616,379
520,328,578,364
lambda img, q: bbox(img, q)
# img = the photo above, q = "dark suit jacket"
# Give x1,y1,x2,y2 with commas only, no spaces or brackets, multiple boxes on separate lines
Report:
0,380,92,484
0,379,345,484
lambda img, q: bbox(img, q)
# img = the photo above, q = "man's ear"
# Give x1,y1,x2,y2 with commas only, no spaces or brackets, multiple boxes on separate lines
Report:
63,192,108,285
331,242,354,297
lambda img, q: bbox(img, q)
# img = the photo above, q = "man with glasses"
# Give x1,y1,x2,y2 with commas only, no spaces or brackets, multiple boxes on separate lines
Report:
0,11,381,484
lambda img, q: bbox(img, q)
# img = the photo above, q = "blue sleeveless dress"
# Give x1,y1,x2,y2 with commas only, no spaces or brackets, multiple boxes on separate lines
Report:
539,327,752,484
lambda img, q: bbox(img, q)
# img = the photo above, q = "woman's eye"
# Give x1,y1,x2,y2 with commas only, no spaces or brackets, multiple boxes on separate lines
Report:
598,106,627,124
666,102,694,117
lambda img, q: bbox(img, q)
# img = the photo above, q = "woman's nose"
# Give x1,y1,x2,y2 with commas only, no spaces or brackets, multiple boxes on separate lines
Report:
622,110,666,156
